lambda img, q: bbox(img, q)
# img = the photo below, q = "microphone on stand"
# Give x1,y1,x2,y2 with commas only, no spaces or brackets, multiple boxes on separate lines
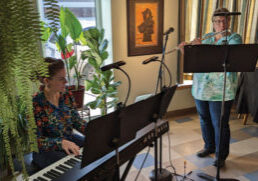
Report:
101,60,131,107
214,12,241,16
101,61,126,71
142,57,172,87
163,27,174,35
142,56,159,64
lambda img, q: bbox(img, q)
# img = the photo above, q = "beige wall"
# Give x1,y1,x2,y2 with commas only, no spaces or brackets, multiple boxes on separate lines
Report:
111,0,195,111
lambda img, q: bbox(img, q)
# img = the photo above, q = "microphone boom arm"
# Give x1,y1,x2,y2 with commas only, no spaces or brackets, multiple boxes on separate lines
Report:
117,67,131,107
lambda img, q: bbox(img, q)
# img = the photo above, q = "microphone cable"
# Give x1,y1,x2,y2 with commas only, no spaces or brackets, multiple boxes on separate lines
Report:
166,131,194,181
166,131,179,181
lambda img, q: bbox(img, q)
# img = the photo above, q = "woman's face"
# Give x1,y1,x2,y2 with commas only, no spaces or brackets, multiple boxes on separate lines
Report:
213,16,230,33
44,68,67,93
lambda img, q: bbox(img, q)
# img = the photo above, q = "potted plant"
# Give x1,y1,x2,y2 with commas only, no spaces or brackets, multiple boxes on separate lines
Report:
41,7,88,108
82,28,121,115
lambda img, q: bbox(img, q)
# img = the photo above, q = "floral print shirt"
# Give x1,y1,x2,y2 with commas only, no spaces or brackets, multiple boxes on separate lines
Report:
192,32,242,101
33,90,86,152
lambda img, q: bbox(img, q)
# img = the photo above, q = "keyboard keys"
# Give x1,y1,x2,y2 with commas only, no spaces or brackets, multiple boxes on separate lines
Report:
50,169,63,176
36,177,48,181
60,163,71,170
64,160,75,167
43,172,56,180
56,165,68,172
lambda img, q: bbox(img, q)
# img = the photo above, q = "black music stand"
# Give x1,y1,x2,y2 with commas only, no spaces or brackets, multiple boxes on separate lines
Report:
184,44,258,181
81,91,166,180
149,85,177,181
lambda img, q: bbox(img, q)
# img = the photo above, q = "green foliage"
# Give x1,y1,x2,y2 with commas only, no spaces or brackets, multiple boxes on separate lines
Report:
0,0,48,178
42,7,87,89
83,28,121,115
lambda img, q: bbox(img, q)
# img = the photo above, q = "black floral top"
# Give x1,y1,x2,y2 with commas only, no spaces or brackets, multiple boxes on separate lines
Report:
33,90,86,152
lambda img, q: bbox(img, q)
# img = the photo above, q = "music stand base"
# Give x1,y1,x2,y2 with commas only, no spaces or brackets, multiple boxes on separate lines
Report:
197,172,239,181
149,168,173,181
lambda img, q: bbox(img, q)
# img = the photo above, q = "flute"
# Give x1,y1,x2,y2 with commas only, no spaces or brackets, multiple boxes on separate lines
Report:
165,30,227,55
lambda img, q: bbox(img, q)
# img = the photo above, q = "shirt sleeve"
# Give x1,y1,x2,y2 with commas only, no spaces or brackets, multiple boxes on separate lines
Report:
33,96,63,152
229,33,243,44
67,91,87,134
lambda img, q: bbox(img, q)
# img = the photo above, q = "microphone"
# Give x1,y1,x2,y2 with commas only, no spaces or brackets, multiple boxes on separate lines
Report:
214,12,241,16
163,27,174,35
101,61,126,71
142,56,159,64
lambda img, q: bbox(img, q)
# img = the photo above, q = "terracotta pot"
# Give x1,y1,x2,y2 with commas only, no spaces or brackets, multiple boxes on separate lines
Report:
68,85,85,109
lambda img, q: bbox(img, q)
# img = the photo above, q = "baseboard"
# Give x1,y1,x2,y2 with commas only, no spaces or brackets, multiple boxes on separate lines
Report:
165,107,196,118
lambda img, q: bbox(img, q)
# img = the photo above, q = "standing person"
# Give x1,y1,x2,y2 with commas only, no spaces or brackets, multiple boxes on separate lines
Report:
33,57,87,169
179,8,242,168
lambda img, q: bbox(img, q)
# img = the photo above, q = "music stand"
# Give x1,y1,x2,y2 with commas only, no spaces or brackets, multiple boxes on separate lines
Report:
184,43,258,181
81,91,165,180
149,85,177,181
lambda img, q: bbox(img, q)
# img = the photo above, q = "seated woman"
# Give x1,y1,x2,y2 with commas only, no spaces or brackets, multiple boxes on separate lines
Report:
33,57,87,169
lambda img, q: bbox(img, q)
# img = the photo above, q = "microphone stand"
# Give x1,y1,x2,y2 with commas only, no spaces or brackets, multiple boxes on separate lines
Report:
155,33,169,94
150,32,173,181
197,14,239,181
109,66,131,181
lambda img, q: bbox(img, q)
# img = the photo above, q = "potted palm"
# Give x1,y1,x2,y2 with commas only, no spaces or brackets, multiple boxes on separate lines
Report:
82,28,121,115
42,7,88,108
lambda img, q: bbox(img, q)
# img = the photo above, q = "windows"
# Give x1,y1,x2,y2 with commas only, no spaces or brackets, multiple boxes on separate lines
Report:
38,0,97,58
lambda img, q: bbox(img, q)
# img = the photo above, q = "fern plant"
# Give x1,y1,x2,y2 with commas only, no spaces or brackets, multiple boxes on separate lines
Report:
0,0,49,178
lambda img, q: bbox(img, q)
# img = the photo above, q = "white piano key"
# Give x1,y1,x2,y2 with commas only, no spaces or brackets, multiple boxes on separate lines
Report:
29,148,83,181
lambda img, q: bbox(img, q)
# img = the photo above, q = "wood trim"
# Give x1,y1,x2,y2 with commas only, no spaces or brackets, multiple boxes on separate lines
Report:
176,84,192,90
177,0,186,84
166,107,196,118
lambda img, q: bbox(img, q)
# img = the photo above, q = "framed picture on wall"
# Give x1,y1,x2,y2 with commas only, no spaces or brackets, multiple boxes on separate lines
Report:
127,0,164,56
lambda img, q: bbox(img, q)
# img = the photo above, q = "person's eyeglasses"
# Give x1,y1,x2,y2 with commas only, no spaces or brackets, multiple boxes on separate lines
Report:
213,20,227,24
50,77,67,82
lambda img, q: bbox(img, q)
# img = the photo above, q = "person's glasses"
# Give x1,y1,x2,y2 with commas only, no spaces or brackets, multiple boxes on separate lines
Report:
213,19,227,25
50,76,67,82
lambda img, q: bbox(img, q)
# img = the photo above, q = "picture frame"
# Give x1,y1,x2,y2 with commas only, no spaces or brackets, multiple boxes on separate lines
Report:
127,0,164,56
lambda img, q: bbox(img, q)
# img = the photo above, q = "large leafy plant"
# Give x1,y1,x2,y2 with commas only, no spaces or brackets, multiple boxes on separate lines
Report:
0,0,49,178
42,7,87,90
83,28,121,115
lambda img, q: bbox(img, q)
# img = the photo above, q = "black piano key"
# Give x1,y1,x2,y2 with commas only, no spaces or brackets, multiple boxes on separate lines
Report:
64,160,75,167
36,176,48,181
68,158,79,164
50,169,63,176
66,159,76,164
67,159,77,164
70,158,80,163
59,164,70,170
47,170,59,178
56,165,68,172
75,155,82,159
43,172,56,180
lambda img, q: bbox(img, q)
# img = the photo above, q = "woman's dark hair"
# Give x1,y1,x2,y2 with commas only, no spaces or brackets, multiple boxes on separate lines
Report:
44,57,65,78
38,57,65,83
212,8,230,21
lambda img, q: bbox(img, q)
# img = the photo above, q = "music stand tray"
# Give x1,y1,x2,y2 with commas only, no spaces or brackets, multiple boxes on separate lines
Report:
184,44,258,73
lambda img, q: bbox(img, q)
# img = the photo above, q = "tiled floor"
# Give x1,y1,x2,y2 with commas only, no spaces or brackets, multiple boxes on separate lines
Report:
124,112,258,181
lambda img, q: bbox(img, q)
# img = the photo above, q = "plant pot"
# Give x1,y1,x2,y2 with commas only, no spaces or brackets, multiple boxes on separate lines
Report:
68,85,85,109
